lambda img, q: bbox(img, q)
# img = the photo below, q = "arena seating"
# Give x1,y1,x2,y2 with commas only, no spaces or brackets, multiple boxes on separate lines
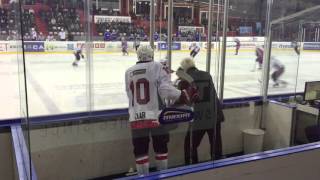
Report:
0,1,260,41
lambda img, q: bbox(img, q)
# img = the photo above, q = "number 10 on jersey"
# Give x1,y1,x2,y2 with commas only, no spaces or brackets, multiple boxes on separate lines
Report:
130,78,150,106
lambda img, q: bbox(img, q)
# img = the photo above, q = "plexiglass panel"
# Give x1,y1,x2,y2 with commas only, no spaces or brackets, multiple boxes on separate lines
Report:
268,6,320,95
28,0,91,179
8,0,319,179
22,1,88,116
10,0,32,179
263,5,320,149
0,2,23,119
223,0,267,99
268,22,301,95
26,0,221,179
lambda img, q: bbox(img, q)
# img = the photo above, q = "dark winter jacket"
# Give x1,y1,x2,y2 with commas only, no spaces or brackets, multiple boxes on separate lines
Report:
186,67,225,130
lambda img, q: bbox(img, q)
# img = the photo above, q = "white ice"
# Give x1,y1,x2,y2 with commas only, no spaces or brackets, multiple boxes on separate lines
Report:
0,48,319,119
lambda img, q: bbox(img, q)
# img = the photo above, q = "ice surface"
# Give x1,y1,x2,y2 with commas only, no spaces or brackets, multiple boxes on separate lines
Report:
0,49,319,119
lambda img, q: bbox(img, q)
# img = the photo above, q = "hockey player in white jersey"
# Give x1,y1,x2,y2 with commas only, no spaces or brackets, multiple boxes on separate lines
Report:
189,43,200,58
270,56,286,87
159,55,174,74
125,45,198,176
72,44,85,67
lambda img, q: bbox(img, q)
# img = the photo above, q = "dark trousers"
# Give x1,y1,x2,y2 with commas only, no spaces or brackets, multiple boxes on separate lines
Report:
271,67,285,82
235,46,240,55
131,126,169,158
190,50,198,58
135,45,140,51
184,122,222,164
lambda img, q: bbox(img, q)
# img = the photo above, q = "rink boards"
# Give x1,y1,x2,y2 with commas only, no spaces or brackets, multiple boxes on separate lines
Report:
0,38,319,54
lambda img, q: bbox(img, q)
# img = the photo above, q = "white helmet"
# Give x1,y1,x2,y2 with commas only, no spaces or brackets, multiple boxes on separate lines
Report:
137,45,154,62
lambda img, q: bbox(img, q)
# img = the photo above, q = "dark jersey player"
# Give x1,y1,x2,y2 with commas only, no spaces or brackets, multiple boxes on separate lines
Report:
134,37,141,51
254,46,264,71
121,37,129,56
72,44,85,67
234,38,240,55
292,41,300,55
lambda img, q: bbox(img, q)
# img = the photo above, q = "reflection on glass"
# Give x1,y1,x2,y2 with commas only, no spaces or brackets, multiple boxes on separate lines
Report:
93,0,150,111
223,0,266,99
170,0,207,73
0,1,23,119
263,4,320,152
4,0,320,179
269,8,320,96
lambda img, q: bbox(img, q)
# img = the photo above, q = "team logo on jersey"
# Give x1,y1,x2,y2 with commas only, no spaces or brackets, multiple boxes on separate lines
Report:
159,108,193,124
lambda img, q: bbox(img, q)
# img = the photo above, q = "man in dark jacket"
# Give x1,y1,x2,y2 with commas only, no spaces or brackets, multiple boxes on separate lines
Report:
180,57,225,164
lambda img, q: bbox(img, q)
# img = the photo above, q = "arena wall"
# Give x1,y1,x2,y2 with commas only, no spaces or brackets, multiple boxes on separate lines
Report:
0,38,318,55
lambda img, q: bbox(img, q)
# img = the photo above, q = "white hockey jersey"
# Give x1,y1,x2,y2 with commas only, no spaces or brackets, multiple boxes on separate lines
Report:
270,56,284,70
125,61,181,127
189,44,200,52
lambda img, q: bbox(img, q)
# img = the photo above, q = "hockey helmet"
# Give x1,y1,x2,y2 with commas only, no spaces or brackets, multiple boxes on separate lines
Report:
137,45,154,62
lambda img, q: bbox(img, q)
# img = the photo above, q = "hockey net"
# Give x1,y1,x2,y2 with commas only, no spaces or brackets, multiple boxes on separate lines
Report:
178,26,205,34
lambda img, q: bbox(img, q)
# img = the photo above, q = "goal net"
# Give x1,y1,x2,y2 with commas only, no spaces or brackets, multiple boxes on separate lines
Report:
178,26,205,34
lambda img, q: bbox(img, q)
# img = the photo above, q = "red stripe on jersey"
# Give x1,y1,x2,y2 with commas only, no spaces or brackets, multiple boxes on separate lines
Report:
131,120,160,129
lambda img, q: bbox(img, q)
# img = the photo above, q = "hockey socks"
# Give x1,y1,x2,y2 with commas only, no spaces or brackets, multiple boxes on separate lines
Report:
155,153,168,171
136,156,149,176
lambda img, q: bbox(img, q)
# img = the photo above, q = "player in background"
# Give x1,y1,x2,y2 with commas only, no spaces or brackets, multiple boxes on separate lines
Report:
253,45,264,71
125,45,199,176
234,38,240,55
72,44,85,67
134,36,141,51
292,41,300,55
121,36,129,56
46,32,55,41
270,56,286,87
189,43,200,58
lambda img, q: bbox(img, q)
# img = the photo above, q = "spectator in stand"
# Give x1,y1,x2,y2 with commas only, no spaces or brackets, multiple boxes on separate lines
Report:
154,31,159,41
31,28,37,41
46,32,55,41
51,17,57,26
38,32,46,41
41,6,84,36
9,0,17,6
111,30,117,41
59,28,66,41
24,33,31,40
7,31,16,41
104,29,111,41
